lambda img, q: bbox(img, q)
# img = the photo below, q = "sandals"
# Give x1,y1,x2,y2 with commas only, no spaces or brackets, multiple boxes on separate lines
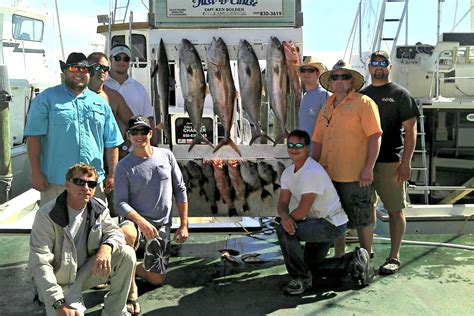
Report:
126,299,141,315
379,258,401,275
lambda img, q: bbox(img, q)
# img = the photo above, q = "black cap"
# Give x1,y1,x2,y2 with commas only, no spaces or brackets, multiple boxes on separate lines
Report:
59,52,92,71
127,115,151,131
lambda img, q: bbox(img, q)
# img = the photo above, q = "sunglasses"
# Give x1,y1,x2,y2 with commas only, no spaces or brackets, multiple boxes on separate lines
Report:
369,60,389,67
113,55,131,62
70,178,98,188
67,66,89,73
330,74,352,81
287,143,305,149
129,128,150,136
94,64,110,72
300,67,318,74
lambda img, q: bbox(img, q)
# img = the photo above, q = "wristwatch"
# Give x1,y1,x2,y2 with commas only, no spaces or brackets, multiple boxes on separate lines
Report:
103,242,114,251
52,298,66,309
121,144,128,151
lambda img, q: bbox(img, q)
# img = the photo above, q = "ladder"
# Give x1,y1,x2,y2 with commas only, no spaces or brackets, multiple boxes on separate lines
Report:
370,0,409,57
112,0,130,24
410,101,430,204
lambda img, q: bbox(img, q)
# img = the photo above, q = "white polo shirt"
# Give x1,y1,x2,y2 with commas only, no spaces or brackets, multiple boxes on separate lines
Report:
105,76,153,118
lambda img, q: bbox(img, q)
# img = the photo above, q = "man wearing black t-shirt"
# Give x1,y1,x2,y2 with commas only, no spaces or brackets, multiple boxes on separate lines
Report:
360,51,420,275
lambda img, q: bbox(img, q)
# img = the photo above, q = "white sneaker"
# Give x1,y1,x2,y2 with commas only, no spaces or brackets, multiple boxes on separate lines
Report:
101,306,131,316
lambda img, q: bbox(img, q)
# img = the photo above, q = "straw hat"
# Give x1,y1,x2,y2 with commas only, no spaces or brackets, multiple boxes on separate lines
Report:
294,55,328,74
319,59,365,92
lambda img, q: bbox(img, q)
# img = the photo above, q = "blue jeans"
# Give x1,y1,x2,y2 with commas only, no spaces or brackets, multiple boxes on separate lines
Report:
277,218,347,280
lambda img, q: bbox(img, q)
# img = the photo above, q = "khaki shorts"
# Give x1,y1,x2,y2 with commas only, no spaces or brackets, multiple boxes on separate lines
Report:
372,162,408,212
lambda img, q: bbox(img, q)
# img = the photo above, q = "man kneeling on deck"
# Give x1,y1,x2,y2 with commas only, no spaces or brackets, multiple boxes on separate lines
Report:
114,115,189,315
28,163,136,315
277,130,373,295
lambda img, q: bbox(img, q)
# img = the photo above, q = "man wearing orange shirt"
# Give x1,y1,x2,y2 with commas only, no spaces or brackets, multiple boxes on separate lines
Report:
312,60,382,259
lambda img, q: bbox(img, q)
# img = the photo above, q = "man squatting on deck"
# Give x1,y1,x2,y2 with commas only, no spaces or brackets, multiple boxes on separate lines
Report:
28,163,136,316
277,130,374,295
114,115,189,315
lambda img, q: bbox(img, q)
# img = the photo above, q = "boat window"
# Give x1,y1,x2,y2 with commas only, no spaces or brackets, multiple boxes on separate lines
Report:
111,34,147,68
12,14,44,42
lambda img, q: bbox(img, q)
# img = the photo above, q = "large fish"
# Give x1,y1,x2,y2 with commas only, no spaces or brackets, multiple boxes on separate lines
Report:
201,160,219,214
152,38,171,142
227,160,249,212
282,41,302,125
179,39,214,151
237,39,274,146
212,159,238,216
207,37,241,156
266,37,288,144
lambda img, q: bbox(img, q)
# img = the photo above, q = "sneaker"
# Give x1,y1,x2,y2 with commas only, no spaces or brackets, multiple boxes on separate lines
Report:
348,247,375,286
284,277,312,295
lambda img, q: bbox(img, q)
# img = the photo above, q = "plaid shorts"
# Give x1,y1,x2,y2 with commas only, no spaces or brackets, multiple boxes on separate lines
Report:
120,220,171,274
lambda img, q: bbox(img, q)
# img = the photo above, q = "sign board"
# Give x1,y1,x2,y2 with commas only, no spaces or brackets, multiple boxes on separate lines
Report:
150,0,301,28
167,0,284,18
174,116,214,145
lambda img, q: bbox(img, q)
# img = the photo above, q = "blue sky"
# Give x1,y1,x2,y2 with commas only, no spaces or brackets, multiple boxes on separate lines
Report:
3,0,471,64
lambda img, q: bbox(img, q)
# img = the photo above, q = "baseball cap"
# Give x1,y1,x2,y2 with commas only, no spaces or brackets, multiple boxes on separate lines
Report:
127,115,151,131
110,45,132,58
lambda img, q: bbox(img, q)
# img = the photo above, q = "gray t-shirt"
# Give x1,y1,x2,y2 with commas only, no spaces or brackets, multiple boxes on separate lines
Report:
67,206,88,269
114,147,187,226
298,85,330,137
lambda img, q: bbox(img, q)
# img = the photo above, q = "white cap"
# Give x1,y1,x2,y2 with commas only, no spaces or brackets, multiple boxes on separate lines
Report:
110,45,131,58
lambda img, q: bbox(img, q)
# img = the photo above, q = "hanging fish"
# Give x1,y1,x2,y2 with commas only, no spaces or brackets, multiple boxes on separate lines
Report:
212,159,238,216
207,37,241,156
266,36,288,145
179,39,214,151
282,40,303,126
227,159,250,212
237,39,275,145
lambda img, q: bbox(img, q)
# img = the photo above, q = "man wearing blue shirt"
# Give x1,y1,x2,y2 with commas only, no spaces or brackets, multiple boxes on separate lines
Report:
25,52,123,206
296,56,330,137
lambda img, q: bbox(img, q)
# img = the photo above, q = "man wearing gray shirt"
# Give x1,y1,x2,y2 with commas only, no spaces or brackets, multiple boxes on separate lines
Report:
296,56,330,137
114,116,188,315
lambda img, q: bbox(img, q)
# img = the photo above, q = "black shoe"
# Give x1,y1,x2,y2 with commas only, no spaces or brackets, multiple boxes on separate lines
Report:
348,247,375,286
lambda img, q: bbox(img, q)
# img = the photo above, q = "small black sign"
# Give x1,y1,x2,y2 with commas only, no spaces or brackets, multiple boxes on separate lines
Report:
174,117,214,145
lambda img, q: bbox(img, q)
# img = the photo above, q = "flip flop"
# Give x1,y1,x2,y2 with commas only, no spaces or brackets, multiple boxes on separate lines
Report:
379,258,401,275
220,251,241,264
218,248,240,256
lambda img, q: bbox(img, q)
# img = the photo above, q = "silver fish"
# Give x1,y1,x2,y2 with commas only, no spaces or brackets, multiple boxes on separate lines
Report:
266,36,288,144
179,39,214,151
153,38,171,141
237,39,274,145
207,37,241,156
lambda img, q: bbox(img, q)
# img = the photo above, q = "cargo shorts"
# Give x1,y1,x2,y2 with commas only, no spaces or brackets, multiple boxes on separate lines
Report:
333,181,372,229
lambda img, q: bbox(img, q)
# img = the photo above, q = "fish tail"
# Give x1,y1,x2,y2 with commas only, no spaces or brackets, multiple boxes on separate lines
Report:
272,131,289,147
249,131,275,146
188,133,214,152
261,189,272,201
228,205,238,217
213,138,242,156
211,204,218,214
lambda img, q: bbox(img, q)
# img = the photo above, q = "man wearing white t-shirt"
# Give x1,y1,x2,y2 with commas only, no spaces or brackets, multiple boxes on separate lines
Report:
277,130,373,295
105,44,158,146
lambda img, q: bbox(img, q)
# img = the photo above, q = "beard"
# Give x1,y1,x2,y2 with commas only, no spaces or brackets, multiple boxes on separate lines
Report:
65,75,88,93
373,71,389,80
